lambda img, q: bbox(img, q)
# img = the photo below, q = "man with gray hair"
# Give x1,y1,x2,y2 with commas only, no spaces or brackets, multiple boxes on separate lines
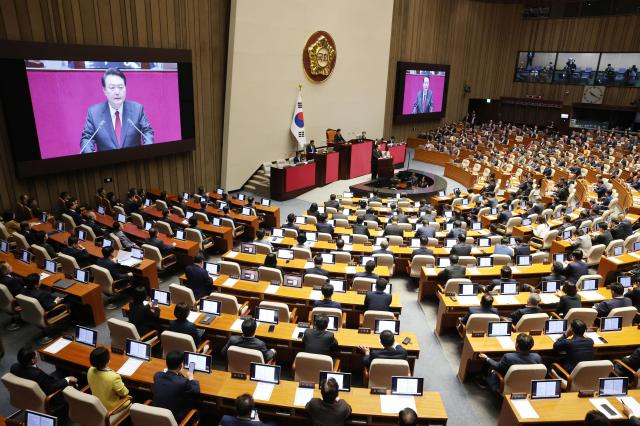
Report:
508,293,542,325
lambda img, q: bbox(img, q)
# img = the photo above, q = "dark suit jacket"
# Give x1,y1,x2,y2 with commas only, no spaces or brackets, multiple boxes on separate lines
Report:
436,265,466,284
364,290,392,311
184,264,213,300
302,328,338,356
314,299,342,310
123,199,141,214
353,271,379,280
0,274,24,296
316,223,334,235
553,335,594,372
152,371,199,422
305,398,352,426
592,230,613,247
81,101,153,153
62,246,92,267
383,224,403,237
486,351,543,376
305,266,329,277
411,247,434,258
169,319,201,347
451,243,472,256
514,244,531,256
144,237,174,256
461,306,498,324
562,261,589,284
412,89,434,113
221,335,274,362
557,294,582,316
510,306,543,325
352,224,368,235
596,296,633,317
128,302,160,337
96,257,129,281
10,363,67,395
415,226,436,238
22,287,57,311
363,345,408,367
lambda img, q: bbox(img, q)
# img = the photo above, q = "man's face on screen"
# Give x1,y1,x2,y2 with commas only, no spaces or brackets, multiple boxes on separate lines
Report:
103,75,126,110
423,78,430,91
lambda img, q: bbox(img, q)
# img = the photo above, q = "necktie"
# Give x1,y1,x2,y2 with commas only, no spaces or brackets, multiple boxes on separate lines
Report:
423,94,427,108
114,111,122,147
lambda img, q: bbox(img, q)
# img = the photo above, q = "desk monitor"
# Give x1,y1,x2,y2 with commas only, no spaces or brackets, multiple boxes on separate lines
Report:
438,191,446,197
491,208,498,215
25,410,57,426
74,268,89,284
117,213,126,224
217,201,228,209
361,256,375,266
19,250,31,264
144,198,152,207
553,253,566,263
541,280,561,293
216,188,224,195
478,257,493,268
581,278,598,291
0,240,8,253
556,210,562,219
444,211,453,218
151,289,170,306
240,243,256,255
261,198,271,206
277,249,293,260
183,351,212,374
478,238,490,248
326,219,336,228
488,321,512,337
391,377,424,396
521,218,532,226
375,319,400,335
283,274,302,288
516,255,532,266
531,379,561,399
445,223,454,232
410,238,421,248
212,217,222,227
601,316,622,332
329,279,346,293
319,371,352,392
340,235,352,244
102,238,112,248
75,325,97,347
444,238,456,248
293,216,306,225
500,282,519,295
305,232,317,242
509,237,517,245
562,230,572,240
174,229,185,240
320,253,335,264
634,241,640,252
97,205,105,215
437,257,451,268
204,262,220,276
599,377,628,396
545,319,567,335
44,259,57,274
125,339,151,361
613,246,624,256
374,237,387,246
241,268,258,282
182,192,190,201
199,299,221,315
250,363,281,384
144,221,153,231
462,199,469,206
472,222,482,230
370,282,392,294
131,247,144,259
342,192,353,198
255,307,279,324
237,193,246,201
458,283,478,296
619,276,633,288
314,314,339,331
342,208,350,215
77,229,87,241
271,228,284,238
55,221,65,232
241,207,253,216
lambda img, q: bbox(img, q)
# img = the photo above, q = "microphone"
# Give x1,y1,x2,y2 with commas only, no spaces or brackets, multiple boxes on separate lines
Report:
128,118,151,144
80,120,105,154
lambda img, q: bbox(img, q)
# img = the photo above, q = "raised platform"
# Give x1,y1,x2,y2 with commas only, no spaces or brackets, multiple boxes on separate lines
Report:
349,169,447,201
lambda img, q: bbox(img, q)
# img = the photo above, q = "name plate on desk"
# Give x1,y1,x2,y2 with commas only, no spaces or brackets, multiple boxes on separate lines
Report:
231,372,247,380
370,388,386,395
358,328,372,334
471,331,485,338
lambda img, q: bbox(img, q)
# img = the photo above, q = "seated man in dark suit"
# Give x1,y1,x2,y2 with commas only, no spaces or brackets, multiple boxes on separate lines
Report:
144,227,176,256
354,260,379,280
325,194,340,210
96,246,133,281
352,215,368,235
220,394,274,426
221,317,276,362
373,239,394,256
513,237,531,256
595,282,633,317
591,222,613,247
359,329,407,367
509,293,542,325
414,219,436,239
614,346,640,379
184,253,213,300
394,208,410,224
158,209,178,234
11,346,77,416
450,233,472,256
282,213,300,232
478,333,543,392
302,314,338,357
168,303,203,347
84,211,105,237
446,220,466,239
0,261,24,296
363,208,380,225
22,273,64,312
315,213,334,236
305,255,329,277
364,278,392,312
562,250,589,284
123,190,141,214
460,294,498,325
436,254,466,284
152,351,200,422
65,198,84,226
541,261,567,283
62,235,92,267
383,217,403,237
553,319,594,373
314,283,342,310
128,286,160,337
496,205,513,224
411,236,434,258
305,378,352,426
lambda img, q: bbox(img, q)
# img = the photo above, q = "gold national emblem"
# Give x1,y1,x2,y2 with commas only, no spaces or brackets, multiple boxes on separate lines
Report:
303,31,337,82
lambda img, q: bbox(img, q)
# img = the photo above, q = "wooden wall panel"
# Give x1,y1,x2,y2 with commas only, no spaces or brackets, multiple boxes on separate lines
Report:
386,0,640,140
0,0,229,212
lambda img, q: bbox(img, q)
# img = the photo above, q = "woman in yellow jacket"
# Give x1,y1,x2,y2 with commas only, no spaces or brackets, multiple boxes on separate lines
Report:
87,347,131,412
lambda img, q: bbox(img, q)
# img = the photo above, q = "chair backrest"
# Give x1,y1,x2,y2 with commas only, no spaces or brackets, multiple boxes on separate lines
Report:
131,213,144,228
457,256,477,267
409,255,435,278
185,228,205,250
63,386,108,426
283,228,298,239
155,200,168,211
258,266,283,284
294,352,334,383
373,253,394,271
565,308,598,328
624,234,640,252
310,307,342,328
386,235,403,246
227,346,264,374
259,301,290,322
88,264,115,296
502,364,548,394
541,230,558,249
15,294,46,328
531,251,548,264
208,293,241,315
155,221,173,237
142,244,164,270
109,233,124,250
515,313,549,332
0,283,15,314
61,213,77,232
305,216,317,225
30,244,51,263
352,277,377,292
302,273,328,288
11,233,30,251
609,306,638,327
0,222,10,240
465,314,500,334
334,219,349,228
317,232,332,242
130,402,178,426
161,330,197,358
293,247,312,260
568,360,614,392
365,220,378,230
107,317,141,352
362,310,395,329
490,254,512,265
605,239,624,257
171,206,185,218
169,283,196,306
505,217,522,233
443,278,472,293
368,359,410,389
586,244,606,264
219,261,241,277
254,242,272,255
1,372,46,412
78,224,97,241
331,251,351,263
576,274,602,290
352,234,369,244
221,218,236,232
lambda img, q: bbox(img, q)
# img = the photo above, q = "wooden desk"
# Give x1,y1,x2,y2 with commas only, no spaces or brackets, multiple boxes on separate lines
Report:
444,163,475,188
598,252,640,285
121,222,199,265
270,162,318,201
457,326,640,383
413,149,454,166
39,340,447,425
0,253,105,325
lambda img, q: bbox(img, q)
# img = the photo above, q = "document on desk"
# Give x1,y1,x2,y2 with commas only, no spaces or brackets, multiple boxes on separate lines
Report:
120,258,141,267
253,382,275,401
39,272,51,280
511,399,539,419
346,266,357,274
265,285,279,294
457,296,480,306
271,237,283,244
585,331,603,343
231,319,244,331
187,311,201,323
343,244,353,251
294,387,315,406
617,396,640,416
223,278,238,287
546,334,563,342
580,291,605,302
380,395,416,414
510,267,521,274
496,336,516,350
117,358,144,376
494,295,519,305
467,267,480,275
309,290,322,300
43,338,72,354
304,262,314,269
226,251,239,258
589,398,623,419
540,294,559,304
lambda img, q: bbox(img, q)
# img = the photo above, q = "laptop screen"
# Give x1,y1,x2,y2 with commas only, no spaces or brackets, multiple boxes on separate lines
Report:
601,316,622,332
458,283,478,296
205,262,220,276
342,192,353,198
241,207,253,216
117,213,126,223
44,259,57,274
240,243,256,254
488,321,512,337
199,299,221,315
125,339,151,361
563,230,572,240
306,232,317,242
410,238,421,248
261,198,271,206
77,229,86,241
131,247,144,259
237,193,246,201
25,410,57,426
277,249,293,260
0,240,8,253
619,276,632,288
472,222,482,230
241,268,258,282
374,319,400,335
329,279,346,293
295,216,306,224
102,238,112,248
370,282,392,294
613,246,624,256
271,228,284,238
516,255,532,266
541,280,560,293
175,229,185,240
283,274,302,288
478,257,493,268
151,289,170,306
599,377,628,396
521,218,531,226
319,371,351,392
340,235,352,244
183,351,212,374
314,314,339,331
255,307,279,324
144,221,153,231
250,363,281,384
445,238,456,248
500,282,519,295
553,253,566,263
391,377,424,396
437,257,451,268
321,253,335,264
531,379,561,399
361,256,375,266
74,269,88,283
97,205,105,215
75,325,97,347
581,279,598,291
545,319,567,335
212,217,222,226
477,238,490,248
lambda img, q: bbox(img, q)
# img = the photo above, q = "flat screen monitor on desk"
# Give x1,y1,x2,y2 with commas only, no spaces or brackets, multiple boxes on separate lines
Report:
516,255,532,266
183,351,212,374
250,363,281,384
375,319,400,335
541,280,561,293
329,279,346,293
255,307,279,324
75,325,97,347
500,282,519,295
25,410,57,426
478,238,490,248
125,339,151,361
581,278,598,291
544,319,567,335
531,379,561,399
488,321,512,337
478,257,493,268
391,377,424,396
437,257,451,268
199,299,221,315
283,274,302,288
599,377,628,396
319,371,351,391
600,316,622,332
458,283,478,296
619,276,632,288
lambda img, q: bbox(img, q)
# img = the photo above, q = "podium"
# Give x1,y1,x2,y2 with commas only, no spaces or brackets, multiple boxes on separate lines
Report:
377,157,394,179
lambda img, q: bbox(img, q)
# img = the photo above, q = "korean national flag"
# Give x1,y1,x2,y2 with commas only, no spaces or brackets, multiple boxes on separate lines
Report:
290,90,306,150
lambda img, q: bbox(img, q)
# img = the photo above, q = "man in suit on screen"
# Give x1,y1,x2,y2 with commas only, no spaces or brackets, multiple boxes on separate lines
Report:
80,68,154,154
412,76,434,114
